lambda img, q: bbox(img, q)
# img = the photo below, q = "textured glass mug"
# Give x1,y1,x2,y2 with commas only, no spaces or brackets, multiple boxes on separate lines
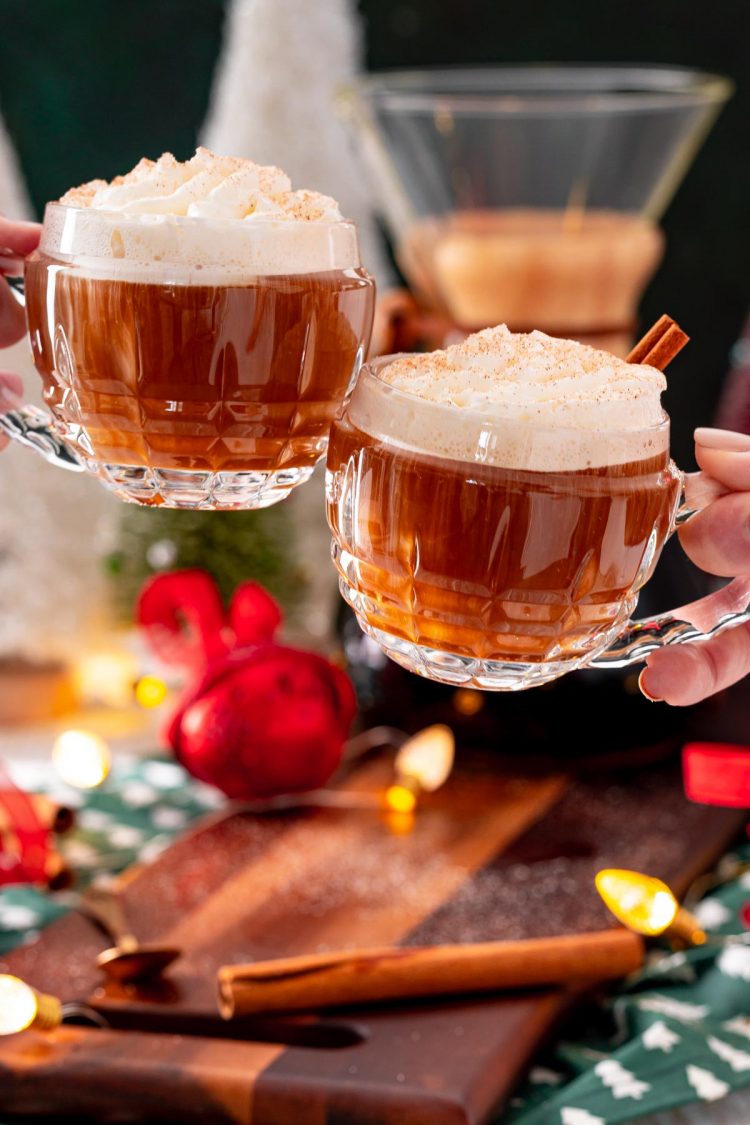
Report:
326,357,750,690
1,204,374,509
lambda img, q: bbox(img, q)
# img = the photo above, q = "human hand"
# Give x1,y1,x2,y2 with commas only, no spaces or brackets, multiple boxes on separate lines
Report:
0,216,41,449
1,216,40,343
640,427,750,704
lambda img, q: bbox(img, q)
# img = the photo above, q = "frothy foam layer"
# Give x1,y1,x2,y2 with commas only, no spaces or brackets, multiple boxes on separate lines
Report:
349,326,669,471
44,149,358,280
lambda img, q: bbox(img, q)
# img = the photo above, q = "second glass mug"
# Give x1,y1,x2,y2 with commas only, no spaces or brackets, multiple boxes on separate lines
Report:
2,203,375,509
326,356,750,690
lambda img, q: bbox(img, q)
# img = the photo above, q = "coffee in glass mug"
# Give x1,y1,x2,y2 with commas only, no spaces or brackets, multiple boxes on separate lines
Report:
23,149,375,508
327,326,687,689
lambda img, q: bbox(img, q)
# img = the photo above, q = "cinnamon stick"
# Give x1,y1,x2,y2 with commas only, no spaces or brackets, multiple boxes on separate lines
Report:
627,313,689,370
217,929,644,1018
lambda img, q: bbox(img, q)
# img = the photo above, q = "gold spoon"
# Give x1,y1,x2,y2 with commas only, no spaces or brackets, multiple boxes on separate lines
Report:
81,886,180,984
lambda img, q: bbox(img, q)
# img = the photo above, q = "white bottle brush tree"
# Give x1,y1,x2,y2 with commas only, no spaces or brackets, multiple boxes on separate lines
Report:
0,102,114,667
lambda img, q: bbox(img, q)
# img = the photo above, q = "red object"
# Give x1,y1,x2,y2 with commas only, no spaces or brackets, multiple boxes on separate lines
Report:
740,902,750,931
683,742,750,808
138,571,357,800
138,569,230,670
0,759,50,886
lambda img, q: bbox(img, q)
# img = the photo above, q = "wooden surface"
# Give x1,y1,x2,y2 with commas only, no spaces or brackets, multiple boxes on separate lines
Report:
0,753,744,1125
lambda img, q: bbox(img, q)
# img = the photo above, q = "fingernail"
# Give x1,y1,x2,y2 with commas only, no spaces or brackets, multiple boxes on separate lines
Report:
695,427,750,453
638,669,662,702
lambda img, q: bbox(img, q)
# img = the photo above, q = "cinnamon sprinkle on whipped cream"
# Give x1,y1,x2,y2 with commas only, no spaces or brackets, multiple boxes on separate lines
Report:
60,148,344,223
381,325,666,431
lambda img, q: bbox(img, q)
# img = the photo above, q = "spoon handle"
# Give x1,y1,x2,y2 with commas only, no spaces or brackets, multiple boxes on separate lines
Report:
79,888,130,944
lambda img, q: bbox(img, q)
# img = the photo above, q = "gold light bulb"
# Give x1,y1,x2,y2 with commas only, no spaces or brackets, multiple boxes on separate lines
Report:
0,975,62,1035
52,730,111,789
596,868,706,945
394,725,455,794
135,675,169,709
73,649,138,709
384,782,418,815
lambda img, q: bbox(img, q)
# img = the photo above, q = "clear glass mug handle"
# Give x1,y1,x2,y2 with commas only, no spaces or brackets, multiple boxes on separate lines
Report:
6,275,25,306
0,277,85,472
591,488,750,668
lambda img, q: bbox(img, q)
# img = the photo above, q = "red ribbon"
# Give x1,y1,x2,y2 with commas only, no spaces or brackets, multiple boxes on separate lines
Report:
0,758,49,886
137,569,282,673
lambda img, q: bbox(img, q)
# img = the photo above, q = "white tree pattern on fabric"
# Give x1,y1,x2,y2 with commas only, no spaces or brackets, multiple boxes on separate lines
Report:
645,950,697,984
119,783,158,808
0,904,40,930
594,1060,650,1100
723,1017,750,1040
529,1067,564,1085
718,945,750,982
642,1021,681,1053
686,1064,730,1102
141,761,186,788
638,995,709,1022
708,1036,750,1073
561,1109,606,1125
694,898,732,928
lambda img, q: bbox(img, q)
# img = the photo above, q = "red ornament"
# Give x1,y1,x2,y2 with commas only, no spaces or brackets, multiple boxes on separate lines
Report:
683,742,750,808
137,571,357,800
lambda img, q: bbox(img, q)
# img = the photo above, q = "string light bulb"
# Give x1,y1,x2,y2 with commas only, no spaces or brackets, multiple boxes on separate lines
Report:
596,868,707,946
383,724,456,817
394,725,455,792
73,648,139,709
383,783,418,815
52,730,111,790
134,675,168,709
0,975,62,1035
453,688,484,717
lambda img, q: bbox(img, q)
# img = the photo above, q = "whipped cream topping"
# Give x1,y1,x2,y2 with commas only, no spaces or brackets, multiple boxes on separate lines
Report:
349,326,669,471
60,148,343,223
46,149,357,280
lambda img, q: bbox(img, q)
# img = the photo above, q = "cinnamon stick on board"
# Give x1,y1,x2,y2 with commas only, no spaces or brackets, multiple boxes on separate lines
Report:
627,313,689,370
218,929,644,1018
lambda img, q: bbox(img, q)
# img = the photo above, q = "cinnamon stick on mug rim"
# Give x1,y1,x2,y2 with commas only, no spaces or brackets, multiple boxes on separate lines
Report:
626,313,689,371
217,929,644,1018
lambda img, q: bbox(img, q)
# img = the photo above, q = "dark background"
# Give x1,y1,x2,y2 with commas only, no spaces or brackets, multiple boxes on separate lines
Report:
1,0,748,467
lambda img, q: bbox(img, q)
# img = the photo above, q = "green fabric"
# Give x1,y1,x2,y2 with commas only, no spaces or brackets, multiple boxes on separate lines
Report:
3,758,750,1124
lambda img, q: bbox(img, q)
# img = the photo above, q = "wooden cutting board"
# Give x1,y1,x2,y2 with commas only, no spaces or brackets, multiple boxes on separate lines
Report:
0,752,744,1125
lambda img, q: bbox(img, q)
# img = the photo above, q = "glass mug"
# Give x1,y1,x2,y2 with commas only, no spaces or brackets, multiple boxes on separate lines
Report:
326,356,750,690
2,204,374,509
